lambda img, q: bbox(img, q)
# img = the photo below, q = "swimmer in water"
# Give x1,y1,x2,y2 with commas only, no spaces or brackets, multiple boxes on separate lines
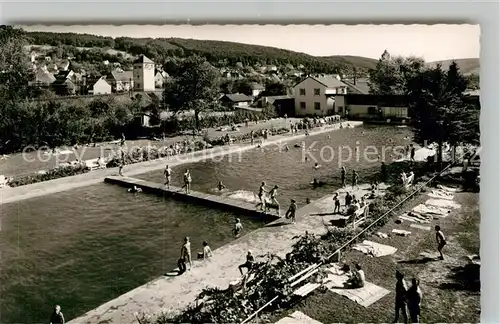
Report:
313,163,321,170
327,135,331,139
285,145,290,151
312,178,325,187
128,185,142,193
217,181,226,191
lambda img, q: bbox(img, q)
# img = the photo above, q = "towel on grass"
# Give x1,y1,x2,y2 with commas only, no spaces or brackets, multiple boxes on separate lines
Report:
392,229,411,236
437,184,460,192
353,240,397,257
410,223,431,231
425,199,461,209
274,311,324,324
323,269,390,308
428,189,455,200
413,204,450,216
399,211,432,224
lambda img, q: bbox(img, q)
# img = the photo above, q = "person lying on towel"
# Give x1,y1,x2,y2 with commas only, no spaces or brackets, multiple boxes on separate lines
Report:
345,263,365,288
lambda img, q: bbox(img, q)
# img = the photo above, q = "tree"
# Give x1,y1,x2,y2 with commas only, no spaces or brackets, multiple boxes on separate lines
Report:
0,25,36,102
262,81,286,96
368,50,425,95
408,62,479,164
163,55,220,130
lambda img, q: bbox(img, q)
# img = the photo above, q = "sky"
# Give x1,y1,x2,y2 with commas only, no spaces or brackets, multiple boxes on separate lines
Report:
20,24,480,62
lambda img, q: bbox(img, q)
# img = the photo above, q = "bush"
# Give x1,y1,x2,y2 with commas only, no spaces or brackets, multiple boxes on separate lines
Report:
8,165,89,187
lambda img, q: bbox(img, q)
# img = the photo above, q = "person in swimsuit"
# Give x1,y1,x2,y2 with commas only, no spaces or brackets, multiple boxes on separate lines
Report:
183,170,192,194
238,250,255,276
256,182,267,211
407,278,423,323
217,181,226,191
269,185,280,215
341,166,346,187
352,170,359,190
120,133,126,147
410,144,416,161
234,218,243,237
394,270,409,323
333,193,341,214
285,199,297,223
164,165,172,189
202,241,213,259
118,162,124,176
435,225,447,260
49,305,65,324
178,236,192,274
128,185,142,193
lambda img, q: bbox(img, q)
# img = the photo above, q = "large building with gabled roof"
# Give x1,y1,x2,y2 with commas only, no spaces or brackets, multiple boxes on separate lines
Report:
133,54,155,92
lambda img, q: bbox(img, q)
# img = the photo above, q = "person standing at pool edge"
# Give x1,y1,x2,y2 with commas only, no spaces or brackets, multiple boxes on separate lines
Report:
164,165,172,189
269,185,280,216
256,182,267,211
183,169,192,194
435,225,447,260
179,236,192,273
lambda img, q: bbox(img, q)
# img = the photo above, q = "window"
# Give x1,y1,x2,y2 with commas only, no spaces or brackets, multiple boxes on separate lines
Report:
299,88,306,96
300,102,306,109
314,102,321,110
314,88,320,96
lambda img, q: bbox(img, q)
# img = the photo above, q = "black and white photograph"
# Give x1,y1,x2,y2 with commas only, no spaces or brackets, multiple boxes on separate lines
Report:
0,22,480,323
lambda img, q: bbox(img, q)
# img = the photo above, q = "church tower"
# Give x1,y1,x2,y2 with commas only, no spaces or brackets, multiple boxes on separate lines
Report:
133,55,155,92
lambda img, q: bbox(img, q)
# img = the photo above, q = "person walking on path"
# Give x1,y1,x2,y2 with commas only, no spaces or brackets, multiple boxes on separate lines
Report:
49,305,65,324
178,236,192,274
393,270,409,323
238,250,255,276
435,225,447,260
345,192,352,207
352,170,359,190
341,166,346,187
285,199,297,224
410,144,416,162
407,278,422,323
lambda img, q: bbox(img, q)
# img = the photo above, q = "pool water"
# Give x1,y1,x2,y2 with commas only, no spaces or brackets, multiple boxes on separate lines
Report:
0,184,264,323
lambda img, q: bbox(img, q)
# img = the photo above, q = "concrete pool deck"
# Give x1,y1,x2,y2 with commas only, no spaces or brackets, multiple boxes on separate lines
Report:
68,182,385,324
0,121,362,206
105,176,281,222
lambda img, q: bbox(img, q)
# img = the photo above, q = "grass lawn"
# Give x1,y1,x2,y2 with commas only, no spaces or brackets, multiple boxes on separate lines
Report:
264,190,480,323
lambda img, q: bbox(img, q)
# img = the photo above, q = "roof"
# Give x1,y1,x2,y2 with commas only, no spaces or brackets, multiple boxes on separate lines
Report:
110,70,133,82
294,75,347,89
93,77,110,86
342,78,371,95
250,82,265,90
263,95,293,104
223,93,253,102
35,70,56,84
134,55,154,64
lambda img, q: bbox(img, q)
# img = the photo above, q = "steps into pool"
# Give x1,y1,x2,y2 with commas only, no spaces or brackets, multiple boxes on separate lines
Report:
104,176,281,222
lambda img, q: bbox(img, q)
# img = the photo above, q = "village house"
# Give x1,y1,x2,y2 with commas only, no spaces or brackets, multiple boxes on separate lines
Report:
57,59,70,71
34,68,56,87
91,77,112,95
154,70,169,89
294,75,348,116
133,55,156,92
334,94,410,121
219,93,254,109
342,77,371,95
250,83,265,97
255,95,295,116
108,70,134,92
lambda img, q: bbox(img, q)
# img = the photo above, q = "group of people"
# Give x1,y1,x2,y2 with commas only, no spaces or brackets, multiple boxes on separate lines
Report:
340,166,359,189
394,271,423,323
332,191,368,216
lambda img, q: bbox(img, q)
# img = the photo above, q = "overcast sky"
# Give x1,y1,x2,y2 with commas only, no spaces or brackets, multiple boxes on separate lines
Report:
21,24,480,62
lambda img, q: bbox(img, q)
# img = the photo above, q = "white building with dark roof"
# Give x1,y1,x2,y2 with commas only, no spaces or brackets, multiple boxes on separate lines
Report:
133,55,155,92
293,75,348,116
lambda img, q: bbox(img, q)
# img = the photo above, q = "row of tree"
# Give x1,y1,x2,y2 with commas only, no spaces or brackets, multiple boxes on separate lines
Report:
368,50,480,162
